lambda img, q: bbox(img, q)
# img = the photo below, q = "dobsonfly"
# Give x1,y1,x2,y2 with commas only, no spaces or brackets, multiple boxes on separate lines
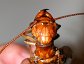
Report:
0,9,84,64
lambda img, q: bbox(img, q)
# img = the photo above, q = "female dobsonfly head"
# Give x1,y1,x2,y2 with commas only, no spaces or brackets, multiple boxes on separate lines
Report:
32,9,58,46
0,9,84,64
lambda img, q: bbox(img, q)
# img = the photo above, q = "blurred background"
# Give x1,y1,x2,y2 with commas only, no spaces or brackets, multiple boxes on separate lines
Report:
0,0,84,64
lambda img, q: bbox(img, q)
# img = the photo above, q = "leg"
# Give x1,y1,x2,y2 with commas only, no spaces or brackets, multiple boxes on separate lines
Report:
22,29,36,45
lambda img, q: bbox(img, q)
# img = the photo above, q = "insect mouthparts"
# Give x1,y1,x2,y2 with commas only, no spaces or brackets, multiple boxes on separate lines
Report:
41,9,49,11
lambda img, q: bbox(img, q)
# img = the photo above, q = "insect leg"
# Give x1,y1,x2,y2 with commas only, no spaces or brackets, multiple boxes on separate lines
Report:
22,30,36,45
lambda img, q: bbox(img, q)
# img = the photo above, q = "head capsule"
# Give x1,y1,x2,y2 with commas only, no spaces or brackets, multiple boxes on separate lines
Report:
32,9,60,46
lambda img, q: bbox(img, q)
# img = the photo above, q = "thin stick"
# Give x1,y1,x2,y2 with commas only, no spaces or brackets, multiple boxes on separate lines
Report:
0,21,37,54
54,13,84,20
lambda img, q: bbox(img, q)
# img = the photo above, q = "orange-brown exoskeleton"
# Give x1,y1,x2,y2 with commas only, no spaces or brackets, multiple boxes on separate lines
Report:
0,9,84,64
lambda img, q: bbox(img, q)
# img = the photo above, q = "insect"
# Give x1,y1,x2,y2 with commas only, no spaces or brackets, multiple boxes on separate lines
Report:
0,9,84,64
